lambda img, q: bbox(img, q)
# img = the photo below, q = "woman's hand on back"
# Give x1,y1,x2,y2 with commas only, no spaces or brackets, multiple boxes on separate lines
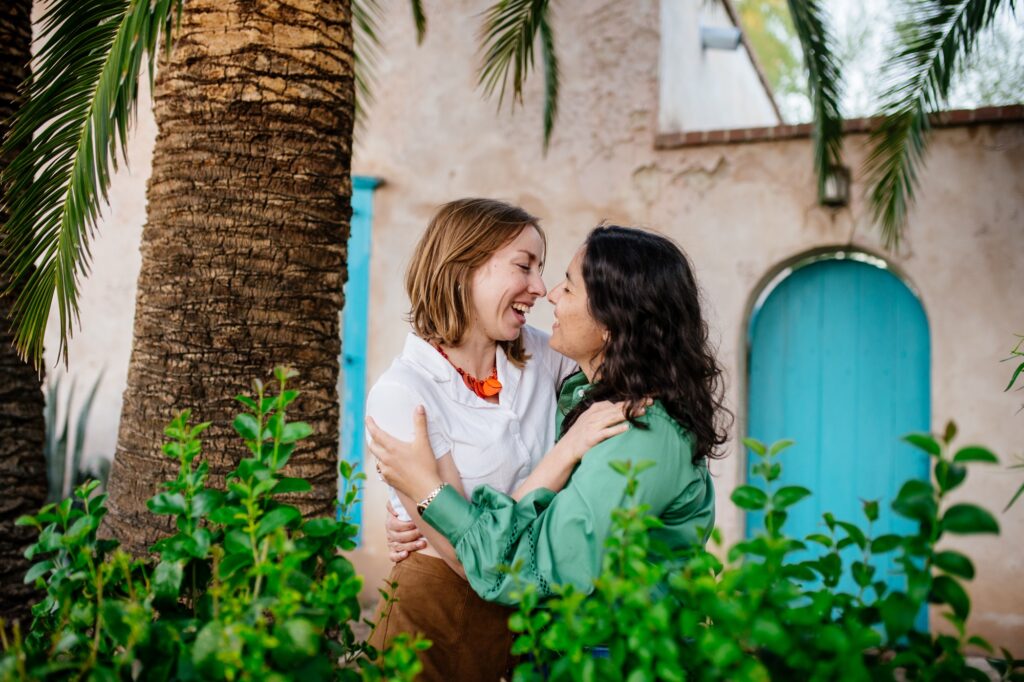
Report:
385,500,427,562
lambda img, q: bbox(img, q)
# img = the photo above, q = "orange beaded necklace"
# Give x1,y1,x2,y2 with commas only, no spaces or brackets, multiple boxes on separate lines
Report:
435,345,502,399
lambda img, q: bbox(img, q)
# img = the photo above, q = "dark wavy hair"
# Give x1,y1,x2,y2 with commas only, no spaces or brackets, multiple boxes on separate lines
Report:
560,225,730,463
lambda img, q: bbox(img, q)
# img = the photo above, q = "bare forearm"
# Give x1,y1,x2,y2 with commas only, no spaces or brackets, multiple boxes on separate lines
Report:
511,441,578,501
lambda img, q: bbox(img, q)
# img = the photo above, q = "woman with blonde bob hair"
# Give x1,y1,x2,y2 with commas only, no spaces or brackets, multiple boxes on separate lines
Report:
365,199,631,680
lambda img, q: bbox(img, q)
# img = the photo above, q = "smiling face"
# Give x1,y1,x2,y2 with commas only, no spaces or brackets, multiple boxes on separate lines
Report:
468,225,547,343
547,247,608,378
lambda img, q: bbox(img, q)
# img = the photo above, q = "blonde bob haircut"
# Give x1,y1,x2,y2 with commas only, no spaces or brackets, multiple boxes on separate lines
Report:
406,198,545,368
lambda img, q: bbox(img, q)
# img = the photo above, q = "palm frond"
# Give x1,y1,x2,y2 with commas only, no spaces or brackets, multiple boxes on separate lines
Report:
786,0,844,198
865,0,1013,248
0,0,183,366
478,0,560,150
538,10,559,153
353,0,385,124
410,0,428,45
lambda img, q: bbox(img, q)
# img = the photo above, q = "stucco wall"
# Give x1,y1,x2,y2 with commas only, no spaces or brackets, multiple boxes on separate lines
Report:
39,0,1023,652
351,0,1024,650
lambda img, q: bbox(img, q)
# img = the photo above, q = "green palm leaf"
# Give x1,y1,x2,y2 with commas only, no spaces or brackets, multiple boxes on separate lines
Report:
353,0,385,121
410,0,428,44
478,0,560,150
786,0,844,198
0,0,183,366
865,0,1013,248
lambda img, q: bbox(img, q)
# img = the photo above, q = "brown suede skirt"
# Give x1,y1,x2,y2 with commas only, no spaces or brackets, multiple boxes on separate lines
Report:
367,552,517,681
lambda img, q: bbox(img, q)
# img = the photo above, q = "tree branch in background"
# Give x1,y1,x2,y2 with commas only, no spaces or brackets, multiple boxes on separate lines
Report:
865,0,1014,248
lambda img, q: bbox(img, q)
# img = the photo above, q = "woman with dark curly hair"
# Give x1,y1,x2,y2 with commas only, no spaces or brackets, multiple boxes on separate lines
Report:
369,224,729,603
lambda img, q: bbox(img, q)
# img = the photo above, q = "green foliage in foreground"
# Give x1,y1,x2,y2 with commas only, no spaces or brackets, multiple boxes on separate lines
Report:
508,427,1024,681
5,368,1024,681
0,367,424,681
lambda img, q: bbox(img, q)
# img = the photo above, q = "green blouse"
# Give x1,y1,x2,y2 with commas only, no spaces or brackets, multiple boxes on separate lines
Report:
422,371,716,605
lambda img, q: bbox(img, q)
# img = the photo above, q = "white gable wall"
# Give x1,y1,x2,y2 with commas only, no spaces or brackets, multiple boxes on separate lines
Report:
659,0,780,133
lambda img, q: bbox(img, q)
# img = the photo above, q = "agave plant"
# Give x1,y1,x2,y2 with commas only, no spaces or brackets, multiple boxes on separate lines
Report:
43,372,105,502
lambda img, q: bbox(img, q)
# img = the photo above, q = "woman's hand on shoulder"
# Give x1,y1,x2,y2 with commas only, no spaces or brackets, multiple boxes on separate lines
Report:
559,399,650,462
366,405,444,502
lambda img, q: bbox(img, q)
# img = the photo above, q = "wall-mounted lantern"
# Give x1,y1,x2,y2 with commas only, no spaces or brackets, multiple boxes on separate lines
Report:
700,25,742,51
820,165,851,207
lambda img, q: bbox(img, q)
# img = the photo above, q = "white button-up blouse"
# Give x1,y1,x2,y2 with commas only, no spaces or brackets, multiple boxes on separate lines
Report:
365,325,577,520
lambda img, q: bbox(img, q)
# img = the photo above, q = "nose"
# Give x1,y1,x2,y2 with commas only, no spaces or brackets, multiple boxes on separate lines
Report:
547,281,562,305
529,270,546,298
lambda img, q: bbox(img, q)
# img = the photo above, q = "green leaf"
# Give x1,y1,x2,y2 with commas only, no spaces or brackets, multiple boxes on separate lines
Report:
235,395,258,411
862,499,879,522
941,504,999,535
280,422,313,444
303,518,338,538
931,575,970,620
933,550,975,579
148,492,187,516
274,477,312,495
952,446,998,464
609,460,630,476
256,506,301,538
743,438,767,456
224,529,252,554
892,479,936,522
870,534,902,554
772,485,811,509
192,489,224,518
852,561,875,588
233,413,260,441
864,0,1008,247
786,0,843,202
836,521,867,550
903,433,941,456
731,485,769,511
24,560,54,584
805,533,833,548
477,0,559,149
218,552,253,580
880,592,917,640
934,460,967,493
942,421,958,445
767,439,795,457
153,559,184,600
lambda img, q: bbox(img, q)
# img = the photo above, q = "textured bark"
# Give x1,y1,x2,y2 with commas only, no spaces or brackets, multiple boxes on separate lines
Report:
0,0,47,623
105,0,354,554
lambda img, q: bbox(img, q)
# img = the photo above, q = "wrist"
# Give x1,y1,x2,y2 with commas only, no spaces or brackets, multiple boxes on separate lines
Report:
416,481,448,516
409,475,444,505
555,438,582,465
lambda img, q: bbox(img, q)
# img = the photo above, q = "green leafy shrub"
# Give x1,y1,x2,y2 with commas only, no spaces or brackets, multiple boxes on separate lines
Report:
0,367,424,681
509,426,1024,681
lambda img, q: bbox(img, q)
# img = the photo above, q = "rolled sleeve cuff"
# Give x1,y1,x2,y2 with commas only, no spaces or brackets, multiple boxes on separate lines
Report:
421,484,476,543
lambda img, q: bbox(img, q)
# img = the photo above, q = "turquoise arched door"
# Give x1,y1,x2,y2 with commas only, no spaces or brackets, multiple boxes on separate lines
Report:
746,255,930,603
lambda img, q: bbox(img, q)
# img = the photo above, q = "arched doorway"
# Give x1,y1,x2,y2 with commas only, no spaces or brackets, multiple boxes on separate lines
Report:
746,252,930,607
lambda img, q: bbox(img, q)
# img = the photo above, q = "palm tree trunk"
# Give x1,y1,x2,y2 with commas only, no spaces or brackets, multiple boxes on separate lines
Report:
104,0,354,554
0,0,47,622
